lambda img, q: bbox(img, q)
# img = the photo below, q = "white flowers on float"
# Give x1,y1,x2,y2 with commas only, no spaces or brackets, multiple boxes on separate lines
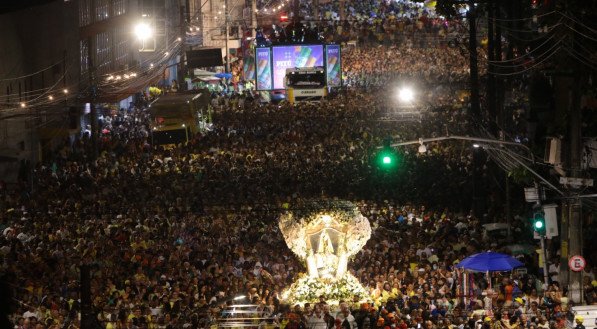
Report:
279,200,372,305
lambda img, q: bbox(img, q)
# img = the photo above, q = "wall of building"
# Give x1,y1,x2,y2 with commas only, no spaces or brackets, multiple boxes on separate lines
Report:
198,0,245,48
0,1,80,103
0,0,80,179
0,15,27,105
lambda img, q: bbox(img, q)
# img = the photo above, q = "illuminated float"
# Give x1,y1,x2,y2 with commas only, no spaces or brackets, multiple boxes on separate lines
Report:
279,200,371,304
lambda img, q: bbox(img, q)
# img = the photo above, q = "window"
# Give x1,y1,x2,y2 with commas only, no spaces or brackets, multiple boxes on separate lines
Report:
95,32,112,74
80,39,90,74
78,0,91,26
114,28,130,68
95,0,109,22
112,0,126,16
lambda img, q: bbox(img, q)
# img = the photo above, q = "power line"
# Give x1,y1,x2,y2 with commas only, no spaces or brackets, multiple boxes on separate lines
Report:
0,60,65,82
564,23,597,42
490,10,556,22
563,48,597,71
557,11,597,35
489,37,565,68
488,33,561,64
488,45,562,76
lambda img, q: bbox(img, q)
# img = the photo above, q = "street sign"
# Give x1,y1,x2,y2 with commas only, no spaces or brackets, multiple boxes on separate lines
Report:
568,255,586,272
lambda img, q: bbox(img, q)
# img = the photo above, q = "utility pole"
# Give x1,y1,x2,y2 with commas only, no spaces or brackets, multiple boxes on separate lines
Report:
557,13,588,304
467,0,481,121
339,0,345,21
567,51,584,303
87,37,98,160
225,0,230,74
251,0,257,38
487,0,496,130
293,0,300,23
180,0,188,90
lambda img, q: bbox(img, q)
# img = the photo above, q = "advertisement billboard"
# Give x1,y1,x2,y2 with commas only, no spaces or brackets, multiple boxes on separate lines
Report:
325,45,341,87
242,34,255,82
256,48,272,90
243,53,255,81
271,45,324,89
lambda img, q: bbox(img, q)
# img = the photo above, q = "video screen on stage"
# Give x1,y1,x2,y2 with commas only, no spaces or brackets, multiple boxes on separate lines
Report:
254,44,341,90
326,45,341,87
256,47,272,90
271,45,324,90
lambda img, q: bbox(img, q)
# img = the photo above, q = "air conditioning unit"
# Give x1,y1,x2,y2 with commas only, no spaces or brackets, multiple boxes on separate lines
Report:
544,137,561,164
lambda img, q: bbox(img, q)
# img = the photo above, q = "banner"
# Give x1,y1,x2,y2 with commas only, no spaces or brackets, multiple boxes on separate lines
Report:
325,45,341,87
243,53,255,81
271,45,324,90
242,34,255,81
256,48,272,90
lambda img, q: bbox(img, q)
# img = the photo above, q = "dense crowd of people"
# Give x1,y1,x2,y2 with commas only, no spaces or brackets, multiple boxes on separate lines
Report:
1,1,595,329
341,46,484,88
257,0,471,48
1,86,594,329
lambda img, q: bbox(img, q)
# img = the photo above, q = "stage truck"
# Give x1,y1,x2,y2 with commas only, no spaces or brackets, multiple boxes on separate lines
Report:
285,66,327,104
148,90,211,146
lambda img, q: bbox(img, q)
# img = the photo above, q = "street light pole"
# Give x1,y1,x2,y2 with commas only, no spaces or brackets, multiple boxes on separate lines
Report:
388,135,531,153
385,135,565,196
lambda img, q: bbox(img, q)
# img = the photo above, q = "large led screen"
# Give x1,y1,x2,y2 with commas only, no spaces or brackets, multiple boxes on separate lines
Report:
271,45,324,90
256,48,272,90
326,45,341,87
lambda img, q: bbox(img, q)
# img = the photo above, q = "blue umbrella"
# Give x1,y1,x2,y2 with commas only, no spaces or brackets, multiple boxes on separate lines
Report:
215,73,233,79
455,251,524,272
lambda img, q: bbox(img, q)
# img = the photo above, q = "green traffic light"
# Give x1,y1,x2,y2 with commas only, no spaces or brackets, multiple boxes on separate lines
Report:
532,211,546,235
376,139,399,170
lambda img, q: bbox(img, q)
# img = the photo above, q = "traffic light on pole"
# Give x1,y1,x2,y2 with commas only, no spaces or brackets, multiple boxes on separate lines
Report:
376,138,398,170
532,210,546,236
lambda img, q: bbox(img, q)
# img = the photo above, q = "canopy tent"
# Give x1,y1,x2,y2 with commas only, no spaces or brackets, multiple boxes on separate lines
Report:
192,76,220,82
456,251,524,272
193,69,218,77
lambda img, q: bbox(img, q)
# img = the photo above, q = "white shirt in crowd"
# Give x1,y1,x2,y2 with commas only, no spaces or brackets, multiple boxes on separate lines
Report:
308,313,328,329
336,304,357,329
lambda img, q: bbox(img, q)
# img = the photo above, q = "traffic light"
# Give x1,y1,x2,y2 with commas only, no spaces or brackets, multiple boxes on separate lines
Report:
376,139,398,170
532,210,546,236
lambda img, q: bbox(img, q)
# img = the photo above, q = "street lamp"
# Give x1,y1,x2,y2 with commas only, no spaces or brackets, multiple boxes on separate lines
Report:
134,22,153,40
418,138,427,153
